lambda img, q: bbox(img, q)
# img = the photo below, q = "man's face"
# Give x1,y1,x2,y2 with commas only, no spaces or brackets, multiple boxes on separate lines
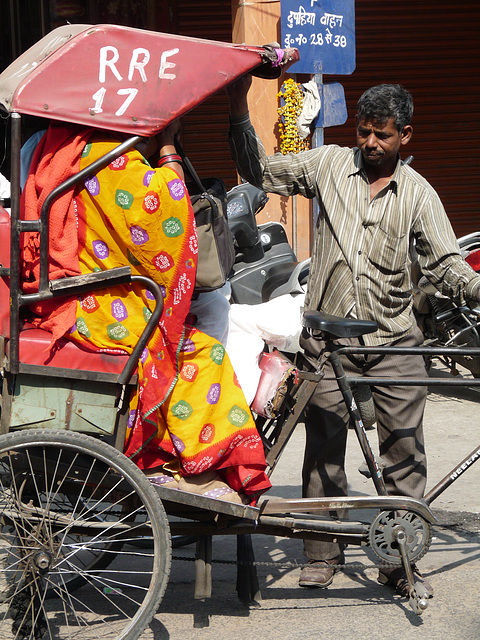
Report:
356,117,411,169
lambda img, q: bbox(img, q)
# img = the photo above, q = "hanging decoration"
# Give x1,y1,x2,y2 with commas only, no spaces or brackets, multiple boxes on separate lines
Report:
277,78,310,155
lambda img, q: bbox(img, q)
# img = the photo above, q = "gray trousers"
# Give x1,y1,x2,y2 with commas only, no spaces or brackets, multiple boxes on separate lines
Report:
300,325,428,561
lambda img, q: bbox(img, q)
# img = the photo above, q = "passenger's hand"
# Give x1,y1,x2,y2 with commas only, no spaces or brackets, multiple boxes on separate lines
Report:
136,136,158,159
156,119,184,179
226,74,252,118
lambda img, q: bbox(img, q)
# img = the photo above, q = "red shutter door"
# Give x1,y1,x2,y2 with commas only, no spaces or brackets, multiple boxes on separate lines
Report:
174,0,238,188
325,1,480,237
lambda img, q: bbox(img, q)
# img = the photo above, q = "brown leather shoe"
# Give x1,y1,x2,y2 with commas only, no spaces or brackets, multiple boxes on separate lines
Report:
378,564,434,598
298,554,344,588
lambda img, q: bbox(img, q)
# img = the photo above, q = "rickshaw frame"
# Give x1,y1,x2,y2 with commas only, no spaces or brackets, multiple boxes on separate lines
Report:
0,23,479,638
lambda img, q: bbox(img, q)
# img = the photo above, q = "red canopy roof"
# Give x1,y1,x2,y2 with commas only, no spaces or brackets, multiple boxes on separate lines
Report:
0,24,297,136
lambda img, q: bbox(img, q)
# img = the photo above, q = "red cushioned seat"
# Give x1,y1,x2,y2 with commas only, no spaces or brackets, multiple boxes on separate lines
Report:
0,207,130,375
18,326,130,374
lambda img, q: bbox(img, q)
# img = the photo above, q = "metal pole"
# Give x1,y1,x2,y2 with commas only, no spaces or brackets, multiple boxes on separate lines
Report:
292,194,297,256
311,74,323,247
292,73,298,256
9,113,21,374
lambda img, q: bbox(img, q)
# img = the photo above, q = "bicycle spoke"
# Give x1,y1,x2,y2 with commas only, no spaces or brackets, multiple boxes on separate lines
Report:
0,431,171,640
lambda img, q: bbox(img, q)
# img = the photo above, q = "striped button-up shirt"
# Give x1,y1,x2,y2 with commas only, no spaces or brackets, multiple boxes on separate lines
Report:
229,113,480,345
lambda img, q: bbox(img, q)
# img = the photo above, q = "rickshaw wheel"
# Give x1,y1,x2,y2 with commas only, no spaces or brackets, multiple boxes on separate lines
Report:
0,428,171,640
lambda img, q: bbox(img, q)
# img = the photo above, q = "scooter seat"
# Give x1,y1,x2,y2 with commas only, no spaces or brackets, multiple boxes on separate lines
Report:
302,310,378,339
16,325,129,374
262,261,299,300
262,259,310,302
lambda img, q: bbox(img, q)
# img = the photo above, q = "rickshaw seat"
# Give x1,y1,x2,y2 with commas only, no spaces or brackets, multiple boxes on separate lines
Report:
18,325,129,374
0,205,129,375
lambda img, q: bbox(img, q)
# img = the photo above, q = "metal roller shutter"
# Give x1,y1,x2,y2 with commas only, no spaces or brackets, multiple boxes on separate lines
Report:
174,0,238,188
325,1,480,237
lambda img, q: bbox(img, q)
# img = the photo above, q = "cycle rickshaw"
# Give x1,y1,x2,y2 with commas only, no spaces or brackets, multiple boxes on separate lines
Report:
0,23,479,640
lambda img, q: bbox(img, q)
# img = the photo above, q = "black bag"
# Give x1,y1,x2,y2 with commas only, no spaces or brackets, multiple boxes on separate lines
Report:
176,141,235,293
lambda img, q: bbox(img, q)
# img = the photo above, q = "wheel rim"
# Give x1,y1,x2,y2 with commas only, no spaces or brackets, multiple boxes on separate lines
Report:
0,430,171,640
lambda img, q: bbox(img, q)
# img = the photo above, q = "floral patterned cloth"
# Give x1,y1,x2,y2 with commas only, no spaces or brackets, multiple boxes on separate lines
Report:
21,125,271,499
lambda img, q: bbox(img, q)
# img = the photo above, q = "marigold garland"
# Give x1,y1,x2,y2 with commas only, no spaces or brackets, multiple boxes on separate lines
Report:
277,78,310,155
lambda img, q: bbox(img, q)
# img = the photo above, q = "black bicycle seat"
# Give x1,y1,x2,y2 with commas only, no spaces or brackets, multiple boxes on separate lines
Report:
302,311,378,338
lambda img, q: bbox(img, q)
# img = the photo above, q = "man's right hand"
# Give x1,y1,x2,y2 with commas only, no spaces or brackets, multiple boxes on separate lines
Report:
226,74,253,119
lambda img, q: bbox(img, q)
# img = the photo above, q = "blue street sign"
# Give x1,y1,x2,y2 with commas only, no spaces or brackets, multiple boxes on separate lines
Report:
315,81,348,128
280,0,355,75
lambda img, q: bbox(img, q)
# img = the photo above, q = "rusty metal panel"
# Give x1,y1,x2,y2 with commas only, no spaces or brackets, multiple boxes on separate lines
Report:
10,373,118,434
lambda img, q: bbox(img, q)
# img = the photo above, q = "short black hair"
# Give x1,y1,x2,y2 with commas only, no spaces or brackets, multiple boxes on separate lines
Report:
357,84,414,132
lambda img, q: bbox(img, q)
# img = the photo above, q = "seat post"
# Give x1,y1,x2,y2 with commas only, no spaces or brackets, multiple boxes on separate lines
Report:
329,343,388,496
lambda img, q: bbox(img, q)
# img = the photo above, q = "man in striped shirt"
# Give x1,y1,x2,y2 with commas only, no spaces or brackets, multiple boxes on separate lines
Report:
227,80,480,597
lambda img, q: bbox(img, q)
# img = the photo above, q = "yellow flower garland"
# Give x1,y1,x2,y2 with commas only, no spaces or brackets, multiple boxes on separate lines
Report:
277,78,310,155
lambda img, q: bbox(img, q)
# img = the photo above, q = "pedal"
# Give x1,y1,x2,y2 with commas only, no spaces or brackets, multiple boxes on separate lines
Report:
409,582,429,614
396,527,428,615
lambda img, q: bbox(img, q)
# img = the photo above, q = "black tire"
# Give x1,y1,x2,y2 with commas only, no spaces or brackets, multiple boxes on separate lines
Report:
352,385,376,429
0,428,171,640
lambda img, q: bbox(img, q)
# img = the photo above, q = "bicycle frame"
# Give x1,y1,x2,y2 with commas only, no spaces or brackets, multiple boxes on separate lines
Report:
329,341,480,504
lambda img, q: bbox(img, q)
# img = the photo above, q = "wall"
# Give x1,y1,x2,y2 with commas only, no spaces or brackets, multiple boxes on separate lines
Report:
326,1,480,238
232,0,313,260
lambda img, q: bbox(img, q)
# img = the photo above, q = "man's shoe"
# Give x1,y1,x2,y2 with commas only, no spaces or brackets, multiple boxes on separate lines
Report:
378,564,434,598
298,554,344,588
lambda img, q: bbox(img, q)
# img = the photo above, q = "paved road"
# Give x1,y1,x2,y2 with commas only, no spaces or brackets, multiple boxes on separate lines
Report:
144,362,480,639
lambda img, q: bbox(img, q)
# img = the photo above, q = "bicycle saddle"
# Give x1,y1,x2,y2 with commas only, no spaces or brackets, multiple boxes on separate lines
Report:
302,310,378,338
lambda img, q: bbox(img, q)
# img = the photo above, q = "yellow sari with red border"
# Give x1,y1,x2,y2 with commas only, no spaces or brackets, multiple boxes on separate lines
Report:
73,134,270,497
21,125,270,499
